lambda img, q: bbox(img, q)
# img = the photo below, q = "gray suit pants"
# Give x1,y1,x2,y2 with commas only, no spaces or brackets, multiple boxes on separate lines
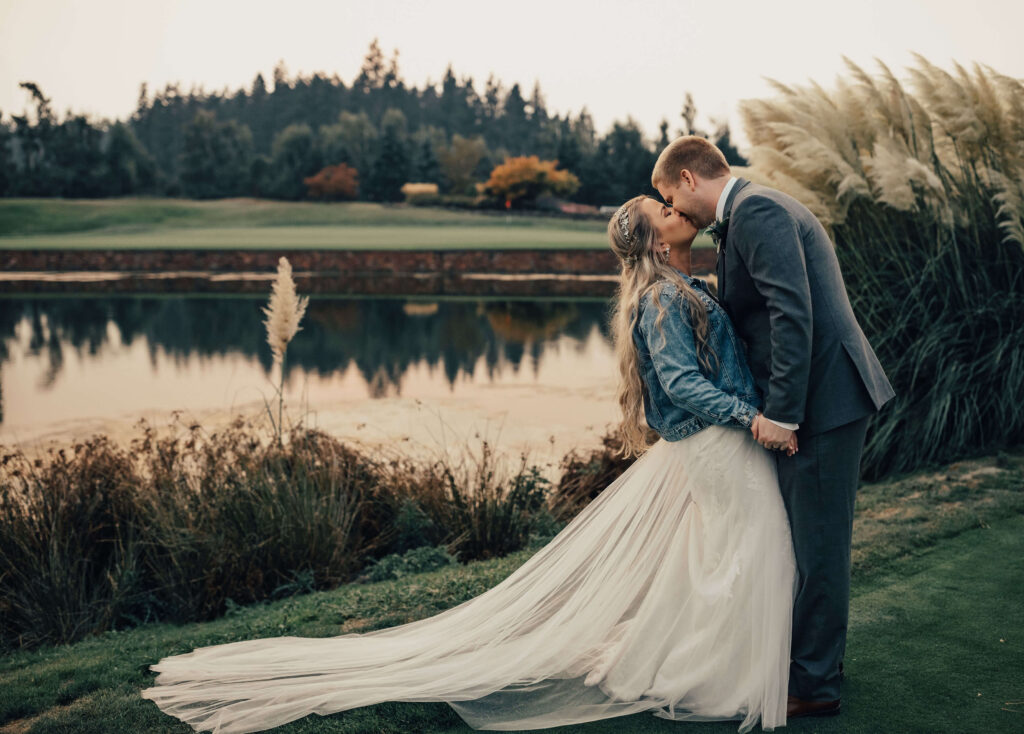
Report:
775,415,870,701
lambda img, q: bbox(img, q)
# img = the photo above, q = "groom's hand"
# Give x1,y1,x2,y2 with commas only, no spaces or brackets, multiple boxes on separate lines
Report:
756,420,795,452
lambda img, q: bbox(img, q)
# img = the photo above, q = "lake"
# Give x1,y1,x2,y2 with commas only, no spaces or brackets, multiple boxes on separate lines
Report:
0,285,621,458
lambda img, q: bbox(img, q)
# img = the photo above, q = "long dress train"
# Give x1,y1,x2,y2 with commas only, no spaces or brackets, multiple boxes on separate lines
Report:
140,424,797,733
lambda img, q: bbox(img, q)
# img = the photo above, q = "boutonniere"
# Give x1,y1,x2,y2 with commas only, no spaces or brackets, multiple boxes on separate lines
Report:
707,216,730,253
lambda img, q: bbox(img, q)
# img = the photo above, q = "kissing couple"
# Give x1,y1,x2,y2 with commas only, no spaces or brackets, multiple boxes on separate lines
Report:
141,136,896,733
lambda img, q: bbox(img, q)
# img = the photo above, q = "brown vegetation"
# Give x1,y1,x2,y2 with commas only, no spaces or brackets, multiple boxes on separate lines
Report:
0,414,555,651
303,163,359,200
484,156,580,207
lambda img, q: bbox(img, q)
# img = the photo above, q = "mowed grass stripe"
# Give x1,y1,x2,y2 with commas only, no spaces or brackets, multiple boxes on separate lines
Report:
0,198,610,234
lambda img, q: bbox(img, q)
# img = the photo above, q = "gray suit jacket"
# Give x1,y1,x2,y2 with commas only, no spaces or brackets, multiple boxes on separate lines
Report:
716,178,895,436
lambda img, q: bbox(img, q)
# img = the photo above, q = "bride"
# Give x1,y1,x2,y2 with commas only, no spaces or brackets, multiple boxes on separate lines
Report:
140,196,798,733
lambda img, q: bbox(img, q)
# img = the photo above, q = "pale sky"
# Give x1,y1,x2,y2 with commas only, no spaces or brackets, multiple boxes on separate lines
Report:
1,0,1021,150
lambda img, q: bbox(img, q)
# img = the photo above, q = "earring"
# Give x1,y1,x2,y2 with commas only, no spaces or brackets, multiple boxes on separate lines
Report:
663,245,671,257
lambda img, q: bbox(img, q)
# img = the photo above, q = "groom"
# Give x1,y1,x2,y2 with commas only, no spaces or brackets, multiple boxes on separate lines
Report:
651,136,895,718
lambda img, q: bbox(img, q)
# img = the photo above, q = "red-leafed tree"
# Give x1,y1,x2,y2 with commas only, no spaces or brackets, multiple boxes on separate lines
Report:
304,163,359,200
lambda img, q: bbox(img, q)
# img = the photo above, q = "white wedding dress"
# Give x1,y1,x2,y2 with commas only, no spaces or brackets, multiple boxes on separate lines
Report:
141,424,797,733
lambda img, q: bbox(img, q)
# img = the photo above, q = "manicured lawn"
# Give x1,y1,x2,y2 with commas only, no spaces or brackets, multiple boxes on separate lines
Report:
0,198,716,250
0,198,607,234
0,225,611,250
3,452,1020,733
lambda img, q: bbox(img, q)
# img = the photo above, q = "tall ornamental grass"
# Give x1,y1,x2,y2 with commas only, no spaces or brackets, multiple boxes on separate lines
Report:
0,416,559,651
736,54,1024,478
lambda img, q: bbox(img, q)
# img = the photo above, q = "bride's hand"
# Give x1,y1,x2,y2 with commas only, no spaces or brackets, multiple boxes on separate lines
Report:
785,433,799,457
750,411,763,440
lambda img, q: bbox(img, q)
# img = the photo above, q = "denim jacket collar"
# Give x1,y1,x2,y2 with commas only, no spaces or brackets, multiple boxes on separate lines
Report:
671,268,719,304
670,267,702,286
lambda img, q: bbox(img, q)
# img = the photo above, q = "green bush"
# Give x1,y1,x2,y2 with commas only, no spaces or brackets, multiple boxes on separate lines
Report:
438,194,483,209
362,545,458,582
405,192,442,207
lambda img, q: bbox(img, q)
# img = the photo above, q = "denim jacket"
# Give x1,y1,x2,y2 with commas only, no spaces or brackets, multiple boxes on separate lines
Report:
633,270,763,441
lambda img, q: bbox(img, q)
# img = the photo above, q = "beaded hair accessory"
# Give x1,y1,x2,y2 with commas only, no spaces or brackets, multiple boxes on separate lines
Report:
616,206,632,243
615,205,637,267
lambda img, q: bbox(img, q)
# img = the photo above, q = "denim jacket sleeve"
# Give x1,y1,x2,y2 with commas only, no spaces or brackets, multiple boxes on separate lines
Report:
639,287,759,428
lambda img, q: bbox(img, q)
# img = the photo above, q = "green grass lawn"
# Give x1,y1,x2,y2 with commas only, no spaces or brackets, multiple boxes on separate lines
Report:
0,225,613,250
3,451,1020,733
0,198,715,250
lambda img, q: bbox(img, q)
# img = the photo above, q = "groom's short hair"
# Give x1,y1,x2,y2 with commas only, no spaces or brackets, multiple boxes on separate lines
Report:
652,136,730,186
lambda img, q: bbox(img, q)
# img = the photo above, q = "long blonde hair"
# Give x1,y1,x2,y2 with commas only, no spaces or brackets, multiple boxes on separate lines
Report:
608,195,718,458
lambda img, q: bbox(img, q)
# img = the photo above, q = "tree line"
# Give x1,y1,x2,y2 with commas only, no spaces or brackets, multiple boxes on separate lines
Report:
0,40,746,206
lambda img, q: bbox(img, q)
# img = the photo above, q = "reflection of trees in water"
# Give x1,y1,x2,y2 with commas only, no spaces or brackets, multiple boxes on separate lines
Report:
484,302,585,378
485,302,579,344
0,295,613,404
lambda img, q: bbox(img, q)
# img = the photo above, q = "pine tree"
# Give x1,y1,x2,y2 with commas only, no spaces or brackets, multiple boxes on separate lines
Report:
711,121,747,165
679,92,699,136
502,83,528,153
355,39,387,92
365,108,410,201
272,60,291,93
411,127,443,184
528,82,547,125
483,75,503,123
251,73,267,101
657,119,670,150
0,112,12,196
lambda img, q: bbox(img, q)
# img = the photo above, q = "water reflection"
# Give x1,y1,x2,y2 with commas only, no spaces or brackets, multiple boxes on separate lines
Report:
0,294,615,437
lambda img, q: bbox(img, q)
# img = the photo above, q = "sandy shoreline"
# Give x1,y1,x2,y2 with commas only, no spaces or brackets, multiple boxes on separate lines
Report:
4,380,621,482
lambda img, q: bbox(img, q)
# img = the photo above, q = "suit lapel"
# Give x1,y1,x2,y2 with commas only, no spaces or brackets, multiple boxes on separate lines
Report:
716,177,750,305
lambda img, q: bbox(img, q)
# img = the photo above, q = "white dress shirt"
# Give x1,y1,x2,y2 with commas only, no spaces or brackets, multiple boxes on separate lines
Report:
714,176,800,433
715,176,738,223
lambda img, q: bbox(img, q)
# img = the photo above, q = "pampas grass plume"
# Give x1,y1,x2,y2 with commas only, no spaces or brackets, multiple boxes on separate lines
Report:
261,256,309,364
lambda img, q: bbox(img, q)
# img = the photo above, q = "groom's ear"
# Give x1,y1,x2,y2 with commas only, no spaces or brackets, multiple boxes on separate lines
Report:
679,169,696,190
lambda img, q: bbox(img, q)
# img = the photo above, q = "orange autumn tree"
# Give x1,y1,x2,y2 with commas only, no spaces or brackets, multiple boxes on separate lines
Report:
304,163,359,200
484,156,580,208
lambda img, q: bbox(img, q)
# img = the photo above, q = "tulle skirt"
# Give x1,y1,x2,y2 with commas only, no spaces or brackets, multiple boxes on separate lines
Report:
140,424,797,733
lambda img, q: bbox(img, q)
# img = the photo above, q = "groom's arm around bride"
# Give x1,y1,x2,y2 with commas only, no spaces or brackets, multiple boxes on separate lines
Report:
652,135,896,714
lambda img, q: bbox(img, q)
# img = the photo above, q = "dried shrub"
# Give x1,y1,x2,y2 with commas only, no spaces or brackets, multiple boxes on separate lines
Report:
549,428,655,522
0,437,143,649
370,442,552,562
0,415,569,650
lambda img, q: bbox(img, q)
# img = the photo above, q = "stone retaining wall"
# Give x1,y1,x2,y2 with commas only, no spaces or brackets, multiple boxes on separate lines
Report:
0,247,718,276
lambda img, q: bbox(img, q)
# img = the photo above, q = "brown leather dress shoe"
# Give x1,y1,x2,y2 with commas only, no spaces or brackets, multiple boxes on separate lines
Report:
787,695,841,718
